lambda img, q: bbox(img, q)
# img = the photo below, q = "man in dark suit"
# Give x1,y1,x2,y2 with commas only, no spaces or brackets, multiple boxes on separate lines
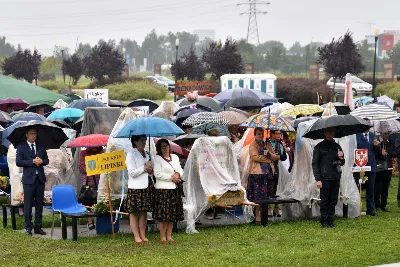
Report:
16,127,49,235
353,120,381,216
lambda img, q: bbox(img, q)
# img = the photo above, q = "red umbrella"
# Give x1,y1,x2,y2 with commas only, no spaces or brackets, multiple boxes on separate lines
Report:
153,138,189,158
67,134,109,148
0,98,29,112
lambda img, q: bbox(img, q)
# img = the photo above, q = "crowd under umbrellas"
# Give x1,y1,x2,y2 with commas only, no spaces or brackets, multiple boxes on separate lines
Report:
0,88,399,240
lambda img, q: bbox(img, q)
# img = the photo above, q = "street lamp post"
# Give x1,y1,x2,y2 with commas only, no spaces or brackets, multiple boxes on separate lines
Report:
174,38,179,102
372,29,379,98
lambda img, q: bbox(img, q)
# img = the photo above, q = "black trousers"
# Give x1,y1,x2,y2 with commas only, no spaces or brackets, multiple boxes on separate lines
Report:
320,179,340,225
374,170,392,209
23,176,45,231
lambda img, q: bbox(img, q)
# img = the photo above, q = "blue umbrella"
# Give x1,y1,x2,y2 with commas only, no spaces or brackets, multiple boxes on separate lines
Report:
214,87,278,105
47,108,84,123
115,117,184,138
12,112,46,122
67,99,106,110
1,121,27,148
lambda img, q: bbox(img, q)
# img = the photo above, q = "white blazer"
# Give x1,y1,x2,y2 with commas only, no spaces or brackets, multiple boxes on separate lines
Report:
126,148,152,189
153,154,183,189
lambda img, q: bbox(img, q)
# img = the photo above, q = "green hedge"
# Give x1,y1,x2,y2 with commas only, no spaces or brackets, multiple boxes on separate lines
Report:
107,81,167,101
375,82,400,102
38,80,69,91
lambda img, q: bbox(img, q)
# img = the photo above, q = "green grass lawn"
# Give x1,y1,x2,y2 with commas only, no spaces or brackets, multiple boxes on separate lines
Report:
1,178,400,266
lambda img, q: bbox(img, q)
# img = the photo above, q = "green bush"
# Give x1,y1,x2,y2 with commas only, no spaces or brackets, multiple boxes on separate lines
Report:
87,76,145,88
107,80,167,101
38,80,69,91
376,82,400,102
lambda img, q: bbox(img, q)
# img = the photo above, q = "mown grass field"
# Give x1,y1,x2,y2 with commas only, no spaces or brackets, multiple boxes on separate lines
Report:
1,178,399,266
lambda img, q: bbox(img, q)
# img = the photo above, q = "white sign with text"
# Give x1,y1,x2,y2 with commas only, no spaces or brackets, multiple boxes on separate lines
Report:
84,89,109,105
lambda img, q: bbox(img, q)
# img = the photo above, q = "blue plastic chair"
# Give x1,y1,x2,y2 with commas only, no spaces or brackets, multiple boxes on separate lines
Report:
51,185,87,238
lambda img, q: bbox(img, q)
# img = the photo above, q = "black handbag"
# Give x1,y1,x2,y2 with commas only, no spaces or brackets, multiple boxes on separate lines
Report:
376,161,388,172
78,175,98,206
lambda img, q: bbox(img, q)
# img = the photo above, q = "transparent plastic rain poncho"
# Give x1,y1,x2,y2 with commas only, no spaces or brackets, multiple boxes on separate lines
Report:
8,144,73,205
276,120,360,219
97,108,143,202
183,136,253,233
67,107,123,191
152,101,180,119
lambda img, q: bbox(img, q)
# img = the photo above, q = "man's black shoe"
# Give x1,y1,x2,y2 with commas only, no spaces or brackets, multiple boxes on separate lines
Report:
25,230,32,236
322,223,329,228
34,228,47,235
366,211,376,216
381,207,390,212
328,223,336,228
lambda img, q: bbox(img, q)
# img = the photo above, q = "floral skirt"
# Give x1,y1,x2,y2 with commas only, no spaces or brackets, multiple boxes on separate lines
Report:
153,189,184,222
124,180,155,213
246,173,273,202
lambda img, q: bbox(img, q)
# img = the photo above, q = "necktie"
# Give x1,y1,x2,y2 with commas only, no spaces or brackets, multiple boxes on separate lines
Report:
31,144,36,156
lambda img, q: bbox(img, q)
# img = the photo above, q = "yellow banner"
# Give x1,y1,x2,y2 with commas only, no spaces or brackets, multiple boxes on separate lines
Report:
85,150,126,176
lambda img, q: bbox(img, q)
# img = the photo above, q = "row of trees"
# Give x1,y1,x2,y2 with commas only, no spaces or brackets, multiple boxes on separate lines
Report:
171,38,244,81
1,40,125,85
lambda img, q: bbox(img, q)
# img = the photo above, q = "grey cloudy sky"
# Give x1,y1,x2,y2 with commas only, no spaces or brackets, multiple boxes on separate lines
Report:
1,0,399,55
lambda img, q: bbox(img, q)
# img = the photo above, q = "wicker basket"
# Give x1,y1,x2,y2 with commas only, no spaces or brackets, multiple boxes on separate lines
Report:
210,189,245,207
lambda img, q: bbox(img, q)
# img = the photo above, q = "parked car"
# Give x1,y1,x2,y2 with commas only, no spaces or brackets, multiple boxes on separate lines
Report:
326,76,372,96
146,75,175,91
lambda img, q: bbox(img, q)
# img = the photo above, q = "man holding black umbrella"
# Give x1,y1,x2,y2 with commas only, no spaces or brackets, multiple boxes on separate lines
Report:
312,128,345,228
16,127,49,236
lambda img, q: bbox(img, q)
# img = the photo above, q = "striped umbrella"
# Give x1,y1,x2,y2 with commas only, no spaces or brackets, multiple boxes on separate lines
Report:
350,104,397,121
182,112,229,127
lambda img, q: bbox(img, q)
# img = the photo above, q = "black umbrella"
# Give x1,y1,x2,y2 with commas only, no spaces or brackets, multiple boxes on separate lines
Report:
224,96,264,111
6,120,68,149
127,99,159,114
291,116,319,128
25,104,55,114
176,96,222,112
0,111,13,125
72,116,83,131
108,99,126,107
173,134,207,148
67,99,106,110
302,115,371,140
47,119,71,128
321,102,351,115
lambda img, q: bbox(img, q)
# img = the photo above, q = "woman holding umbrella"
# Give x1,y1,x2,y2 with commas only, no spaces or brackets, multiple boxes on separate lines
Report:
153,139,184,243
124,135,154,245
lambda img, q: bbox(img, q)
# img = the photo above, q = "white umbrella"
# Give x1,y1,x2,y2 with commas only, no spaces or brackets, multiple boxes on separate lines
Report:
377,95,395,109
373,120,400,134
350,104,397,121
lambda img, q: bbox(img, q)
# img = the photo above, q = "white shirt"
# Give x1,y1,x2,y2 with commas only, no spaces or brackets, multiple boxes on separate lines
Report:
27,141,38,174
153,154,183,189
126,148,152,189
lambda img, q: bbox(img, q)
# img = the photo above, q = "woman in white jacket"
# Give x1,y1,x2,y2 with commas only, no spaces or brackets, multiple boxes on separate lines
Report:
153,138,184,243
124,135,154,244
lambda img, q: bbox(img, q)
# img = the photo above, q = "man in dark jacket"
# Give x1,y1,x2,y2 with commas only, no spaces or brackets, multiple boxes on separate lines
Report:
375,132,399,212
353,121,381,216
16,127,49,236
312,128,345,228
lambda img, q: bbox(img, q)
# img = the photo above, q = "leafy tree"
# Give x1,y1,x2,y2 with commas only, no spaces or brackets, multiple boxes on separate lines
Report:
62,53,84,85
0,37,17,57
83,40,125,81
387,43,400,74
202,37,244,80
2,49,42,84
76,42,92,59
288,41,304,55
171,44,205,81
265,45,287,73
318,31,365,93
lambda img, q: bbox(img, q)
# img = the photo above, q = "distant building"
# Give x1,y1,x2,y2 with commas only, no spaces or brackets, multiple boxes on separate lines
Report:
193,29,216,42
365,30,400,59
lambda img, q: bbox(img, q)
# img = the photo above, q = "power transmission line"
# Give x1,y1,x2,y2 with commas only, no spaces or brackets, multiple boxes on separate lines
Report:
237,0,270,46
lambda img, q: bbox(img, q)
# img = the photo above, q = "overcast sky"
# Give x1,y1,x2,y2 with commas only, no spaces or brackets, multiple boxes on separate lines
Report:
1,0,399,55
